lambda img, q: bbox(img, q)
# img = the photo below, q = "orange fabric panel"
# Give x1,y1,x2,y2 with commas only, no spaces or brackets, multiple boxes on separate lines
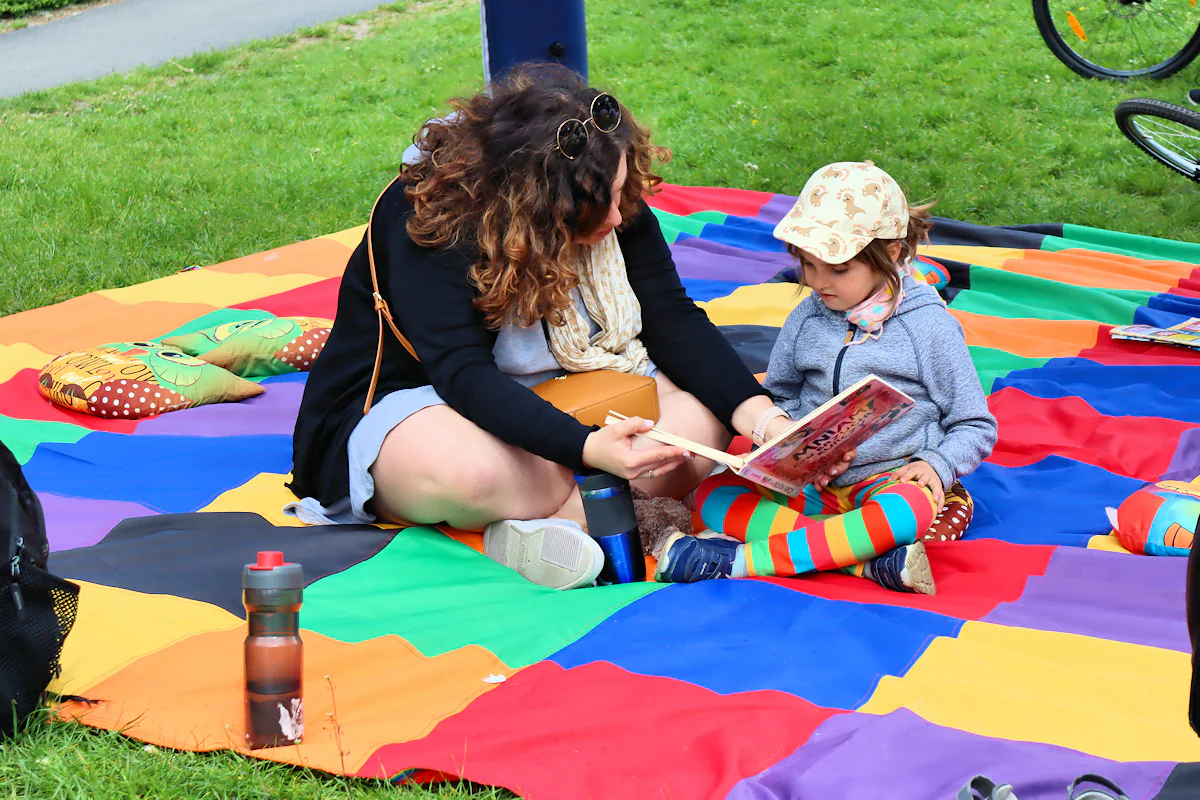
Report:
203,238,352,279
58,628,515,774
0,295,217,354
950,310,1099,358
1000,250,1194,291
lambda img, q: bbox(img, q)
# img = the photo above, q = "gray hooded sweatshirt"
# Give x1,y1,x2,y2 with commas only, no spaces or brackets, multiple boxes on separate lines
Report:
763,274,998,489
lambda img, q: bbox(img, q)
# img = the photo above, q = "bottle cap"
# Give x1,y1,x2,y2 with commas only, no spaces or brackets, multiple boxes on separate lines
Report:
249,551,285,571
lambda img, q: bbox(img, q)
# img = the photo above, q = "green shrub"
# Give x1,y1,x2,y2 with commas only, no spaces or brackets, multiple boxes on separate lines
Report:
0,0,73,18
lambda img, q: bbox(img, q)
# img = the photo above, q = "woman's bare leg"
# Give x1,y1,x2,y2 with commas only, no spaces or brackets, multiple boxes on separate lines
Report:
370,405,582,530
630,372,732,499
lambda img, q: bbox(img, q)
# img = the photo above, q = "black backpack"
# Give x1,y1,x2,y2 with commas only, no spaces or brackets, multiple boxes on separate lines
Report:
0,438,79,738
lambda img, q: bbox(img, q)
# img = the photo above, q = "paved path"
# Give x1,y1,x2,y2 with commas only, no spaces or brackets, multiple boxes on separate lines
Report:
0,0,391,98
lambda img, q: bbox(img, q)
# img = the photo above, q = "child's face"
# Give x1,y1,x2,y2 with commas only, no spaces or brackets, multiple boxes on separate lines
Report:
799,252,884,311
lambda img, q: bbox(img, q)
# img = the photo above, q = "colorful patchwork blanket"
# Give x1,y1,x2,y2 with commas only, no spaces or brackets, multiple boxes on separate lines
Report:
5,184,1200,798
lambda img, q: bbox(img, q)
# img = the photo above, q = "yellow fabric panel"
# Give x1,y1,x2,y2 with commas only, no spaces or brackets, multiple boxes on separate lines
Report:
320,224,367,249
50,580,242,696
699,283,809,328
860,620,1200,762
919,245,1026,268
200,472,305,527
97,271,324,308
58,627,515,775
1088,533,1133,554
0,342,52,383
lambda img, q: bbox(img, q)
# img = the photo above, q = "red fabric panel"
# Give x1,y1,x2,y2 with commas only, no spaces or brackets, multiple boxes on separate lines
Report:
355,660,839,799
646,184,774,219
1078,325,1200,366
987,387,1190,481
230,277,340,319
0,368,139,432
755,538,1056,620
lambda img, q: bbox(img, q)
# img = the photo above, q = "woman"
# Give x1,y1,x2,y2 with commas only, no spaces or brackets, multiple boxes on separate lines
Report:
288,64,849,589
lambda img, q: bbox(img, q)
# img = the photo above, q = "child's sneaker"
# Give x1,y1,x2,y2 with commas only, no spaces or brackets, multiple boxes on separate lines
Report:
655,530,740,583
482,518,603,590
866,541,936,595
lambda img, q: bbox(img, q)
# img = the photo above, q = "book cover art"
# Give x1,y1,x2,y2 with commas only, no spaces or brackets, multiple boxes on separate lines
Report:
737,378,915,496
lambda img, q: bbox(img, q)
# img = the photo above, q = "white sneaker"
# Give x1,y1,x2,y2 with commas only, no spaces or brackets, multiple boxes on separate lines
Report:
482,518,604,590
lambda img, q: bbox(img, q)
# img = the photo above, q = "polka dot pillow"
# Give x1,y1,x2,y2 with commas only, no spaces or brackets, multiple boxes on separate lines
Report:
39,342,263,419
162,316,332,378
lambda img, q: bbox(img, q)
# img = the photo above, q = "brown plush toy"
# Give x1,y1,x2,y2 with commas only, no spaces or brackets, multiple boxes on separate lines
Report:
631,487,693,559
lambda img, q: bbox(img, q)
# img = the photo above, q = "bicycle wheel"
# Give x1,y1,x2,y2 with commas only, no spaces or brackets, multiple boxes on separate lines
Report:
1034,0,1200,79
1115,98,1200,180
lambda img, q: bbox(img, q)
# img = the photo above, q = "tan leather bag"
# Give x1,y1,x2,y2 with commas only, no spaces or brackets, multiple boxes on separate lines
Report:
363,179,659,427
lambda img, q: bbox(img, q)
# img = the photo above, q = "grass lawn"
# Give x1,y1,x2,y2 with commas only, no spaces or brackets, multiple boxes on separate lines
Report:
1,0,1199,793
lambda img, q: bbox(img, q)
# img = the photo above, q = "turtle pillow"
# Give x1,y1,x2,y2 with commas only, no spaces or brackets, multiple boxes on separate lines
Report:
162,316,332,378
39,342,263,419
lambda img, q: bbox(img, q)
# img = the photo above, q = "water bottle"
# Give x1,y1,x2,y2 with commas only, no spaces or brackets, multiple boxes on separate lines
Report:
243,550,303,749
575,470,645,584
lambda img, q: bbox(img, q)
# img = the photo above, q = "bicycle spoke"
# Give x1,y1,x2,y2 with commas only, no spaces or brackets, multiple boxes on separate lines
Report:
1045,0,1200,76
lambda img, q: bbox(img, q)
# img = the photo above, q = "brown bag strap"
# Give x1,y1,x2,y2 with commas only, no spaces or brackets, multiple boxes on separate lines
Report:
364,177,421,414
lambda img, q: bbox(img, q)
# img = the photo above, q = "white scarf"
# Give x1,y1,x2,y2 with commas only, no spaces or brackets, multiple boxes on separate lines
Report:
545,231,651,375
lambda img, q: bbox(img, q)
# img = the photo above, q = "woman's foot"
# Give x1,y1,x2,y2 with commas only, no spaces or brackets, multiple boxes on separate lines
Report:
655,530,741,582
864,541,936,595
482,518,603,590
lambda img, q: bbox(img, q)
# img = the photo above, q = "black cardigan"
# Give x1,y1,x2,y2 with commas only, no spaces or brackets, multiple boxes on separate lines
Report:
288,180,767,506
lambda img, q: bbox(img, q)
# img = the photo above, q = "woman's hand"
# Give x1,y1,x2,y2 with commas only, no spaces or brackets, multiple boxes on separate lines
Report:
582,416,693,481
891,460,945,507
813,448,857,490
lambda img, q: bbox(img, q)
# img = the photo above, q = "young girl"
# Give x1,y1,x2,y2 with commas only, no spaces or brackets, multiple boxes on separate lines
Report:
655,161,998,593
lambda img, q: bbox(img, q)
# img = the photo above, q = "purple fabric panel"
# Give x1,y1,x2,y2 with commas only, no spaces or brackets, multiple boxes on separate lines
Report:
39,492,157,552
726,709,1172,800
671,238,792,283
983,546,1188,652
754,194,798,227
132,380,303,438
1162,427,1200,482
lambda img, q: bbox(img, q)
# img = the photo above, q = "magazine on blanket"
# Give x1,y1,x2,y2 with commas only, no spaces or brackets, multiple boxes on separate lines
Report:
1110,318,1200,350
606,374,915,497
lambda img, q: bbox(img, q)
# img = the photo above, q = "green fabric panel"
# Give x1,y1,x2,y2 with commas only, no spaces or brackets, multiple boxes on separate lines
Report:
153,308,274,343
1055,224,1200,265
968,347,1048,394
650,207,726,243
302,527,663,667
0,416,89,464
953,268,1151,324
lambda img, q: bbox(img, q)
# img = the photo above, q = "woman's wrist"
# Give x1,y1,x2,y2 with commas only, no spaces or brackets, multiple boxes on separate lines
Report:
752,405,791,446
731,393,777,440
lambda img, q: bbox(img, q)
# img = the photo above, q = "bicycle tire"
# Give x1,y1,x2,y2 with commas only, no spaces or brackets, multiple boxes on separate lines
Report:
1115,97,1200,180
1033,0,1200,80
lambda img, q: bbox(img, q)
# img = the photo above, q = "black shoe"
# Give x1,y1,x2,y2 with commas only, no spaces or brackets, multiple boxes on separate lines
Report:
1187,89,1200,106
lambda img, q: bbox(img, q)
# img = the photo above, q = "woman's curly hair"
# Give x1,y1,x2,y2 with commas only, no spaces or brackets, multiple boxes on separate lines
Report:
401,64,670,329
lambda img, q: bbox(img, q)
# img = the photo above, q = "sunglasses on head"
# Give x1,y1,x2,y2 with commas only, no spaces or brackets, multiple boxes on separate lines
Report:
555,93,622,160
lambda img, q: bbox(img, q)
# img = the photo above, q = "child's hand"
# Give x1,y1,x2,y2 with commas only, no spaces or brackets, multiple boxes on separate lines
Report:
762,414,795,444
891,460,945,507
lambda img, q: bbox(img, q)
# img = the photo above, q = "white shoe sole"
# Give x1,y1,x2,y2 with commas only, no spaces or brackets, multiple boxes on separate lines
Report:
483,519,604,591
903,540,937,595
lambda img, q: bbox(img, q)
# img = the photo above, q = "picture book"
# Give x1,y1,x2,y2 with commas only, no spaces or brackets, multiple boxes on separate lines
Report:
606,374,915,497
1110,318,1200,351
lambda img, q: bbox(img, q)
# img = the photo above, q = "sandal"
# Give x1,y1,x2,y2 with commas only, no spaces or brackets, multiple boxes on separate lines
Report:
958,776,1018,800
1068,775,1129,800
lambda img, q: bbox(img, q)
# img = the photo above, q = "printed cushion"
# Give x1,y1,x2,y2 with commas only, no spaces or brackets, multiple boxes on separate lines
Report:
1106,478,1200,556
39,342,263,419
162,316,332,378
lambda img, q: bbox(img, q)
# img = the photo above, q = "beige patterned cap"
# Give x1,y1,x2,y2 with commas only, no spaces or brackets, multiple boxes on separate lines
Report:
772,161,909,265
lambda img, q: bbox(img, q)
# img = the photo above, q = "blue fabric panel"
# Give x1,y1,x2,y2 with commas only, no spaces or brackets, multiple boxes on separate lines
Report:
994,364,1200,423
23,432,293,513
550,578,962,710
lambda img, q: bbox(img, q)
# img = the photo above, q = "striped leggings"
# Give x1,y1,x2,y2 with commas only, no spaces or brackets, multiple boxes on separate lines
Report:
694,471,938,579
